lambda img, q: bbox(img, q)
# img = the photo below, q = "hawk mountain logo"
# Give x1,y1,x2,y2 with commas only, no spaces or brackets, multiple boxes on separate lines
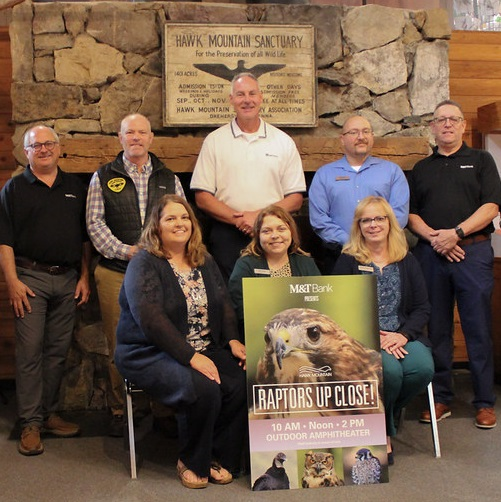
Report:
107,178,126,193
299,365,333,378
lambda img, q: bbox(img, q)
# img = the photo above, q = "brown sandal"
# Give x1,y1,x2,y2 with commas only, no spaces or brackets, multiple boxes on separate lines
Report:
177,461,208,489
209,461,233,485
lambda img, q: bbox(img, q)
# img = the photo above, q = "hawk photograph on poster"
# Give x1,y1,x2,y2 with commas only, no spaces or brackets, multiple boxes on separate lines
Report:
254,308,382,416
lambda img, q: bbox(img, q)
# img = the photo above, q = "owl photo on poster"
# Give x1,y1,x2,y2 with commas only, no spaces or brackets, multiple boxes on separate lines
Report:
301,451,344,488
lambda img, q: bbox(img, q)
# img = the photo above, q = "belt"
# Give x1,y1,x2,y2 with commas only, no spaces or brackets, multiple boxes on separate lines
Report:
459,234,490,247
15,257,74,275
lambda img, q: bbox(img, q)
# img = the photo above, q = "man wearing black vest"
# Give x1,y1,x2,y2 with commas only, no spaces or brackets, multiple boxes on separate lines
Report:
86,113,185,436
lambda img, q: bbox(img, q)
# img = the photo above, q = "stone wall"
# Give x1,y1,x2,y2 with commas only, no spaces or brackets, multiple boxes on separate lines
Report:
10,1,451,169
8,1,451,410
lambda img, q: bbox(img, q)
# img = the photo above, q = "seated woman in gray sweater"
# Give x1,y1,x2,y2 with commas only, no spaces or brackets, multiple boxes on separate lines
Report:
228,205,320,339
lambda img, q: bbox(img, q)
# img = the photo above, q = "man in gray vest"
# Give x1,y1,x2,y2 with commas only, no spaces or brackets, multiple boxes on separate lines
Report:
86,113,185,436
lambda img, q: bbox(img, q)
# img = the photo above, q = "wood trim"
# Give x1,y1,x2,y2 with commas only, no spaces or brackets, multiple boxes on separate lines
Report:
55,135,430,174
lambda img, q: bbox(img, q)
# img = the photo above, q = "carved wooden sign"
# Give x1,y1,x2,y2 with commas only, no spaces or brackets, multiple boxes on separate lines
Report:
163,23,316,128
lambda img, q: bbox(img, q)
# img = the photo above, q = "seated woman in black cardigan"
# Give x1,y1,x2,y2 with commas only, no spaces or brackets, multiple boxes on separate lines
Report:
115,194,246,489
334,196,434,464
228,204,320,339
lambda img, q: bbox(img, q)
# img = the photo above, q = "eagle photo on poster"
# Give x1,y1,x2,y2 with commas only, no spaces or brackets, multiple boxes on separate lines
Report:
254,308,382,416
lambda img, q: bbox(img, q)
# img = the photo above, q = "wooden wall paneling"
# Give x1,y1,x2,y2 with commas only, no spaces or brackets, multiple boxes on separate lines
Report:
449,60,501,79
449,30,501,148
449,43,501,62
0,26,13,171
451,30,501,44
0,27,14,379
450,79,501,100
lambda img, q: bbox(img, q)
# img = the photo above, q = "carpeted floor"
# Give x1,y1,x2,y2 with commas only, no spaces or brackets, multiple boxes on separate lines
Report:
1,369,501,502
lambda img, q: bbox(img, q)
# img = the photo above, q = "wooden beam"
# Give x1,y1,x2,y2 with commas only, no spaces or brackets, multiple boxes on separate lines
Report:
57,135,431,174
478,101,501,133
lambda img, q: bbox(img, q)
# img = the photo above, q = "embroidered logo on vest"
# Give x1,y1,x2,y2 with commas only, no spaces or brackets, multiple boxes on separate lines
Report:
107,178,126,193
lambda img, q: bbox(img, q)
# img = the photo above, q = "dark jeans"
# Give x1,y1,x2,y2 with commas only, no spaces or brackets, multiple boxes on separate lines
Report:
413,240,496,409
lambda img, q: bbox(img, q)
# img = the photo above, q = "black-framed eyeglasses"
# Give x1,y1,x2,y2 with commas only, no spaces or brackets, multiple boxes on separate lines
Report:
431,116,464,126
26,141,59,152
342,128,373,137
359,215,388,227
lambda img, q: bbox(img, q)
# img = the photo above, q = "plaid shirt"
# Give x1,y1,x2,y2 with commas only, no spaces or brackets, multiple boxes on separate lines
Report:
86,154,185,260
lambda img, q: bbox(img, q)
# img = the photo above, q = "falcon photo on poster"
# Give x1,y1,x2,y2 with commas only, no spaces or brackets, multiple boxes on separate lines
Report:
243,275,389,489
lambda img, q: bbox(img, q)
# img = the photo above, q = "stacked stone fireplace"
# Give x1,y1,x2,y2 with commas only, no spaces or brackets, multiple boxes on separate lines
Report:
8,1,451,410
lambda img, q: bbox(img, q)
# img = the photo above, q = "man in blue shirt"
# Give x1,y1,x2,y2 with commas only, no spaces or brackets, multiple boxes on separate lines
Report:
309,115,409,273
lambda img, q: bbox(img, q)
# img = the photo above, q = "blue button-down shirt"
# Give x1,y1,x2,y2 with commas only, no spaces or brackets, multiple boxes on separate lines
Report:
309,155,409,245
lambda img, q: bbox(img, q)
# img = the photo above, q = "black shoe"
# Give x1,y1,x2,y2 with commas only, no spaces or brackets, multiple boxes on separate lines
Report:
108,415,124,437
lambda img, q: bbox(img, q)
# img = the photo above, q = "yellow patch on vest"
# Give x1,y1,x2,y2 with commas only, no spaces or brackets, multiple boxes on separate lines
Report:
107,177,126,193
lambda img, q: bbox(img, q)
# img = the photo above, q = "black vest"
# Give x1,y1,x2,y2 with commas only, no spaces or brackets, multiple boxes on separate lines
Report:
97,152,176,272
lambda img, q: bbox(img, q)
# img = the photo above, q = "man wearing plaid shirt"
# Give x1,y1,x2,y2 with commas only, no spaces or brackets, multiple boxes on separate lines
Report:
86,113,185,436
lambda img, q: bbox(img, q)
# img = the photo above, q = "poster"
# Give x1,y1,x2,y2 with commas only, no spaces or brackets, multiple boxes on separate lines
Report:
243,275,389,490
163,23,316,127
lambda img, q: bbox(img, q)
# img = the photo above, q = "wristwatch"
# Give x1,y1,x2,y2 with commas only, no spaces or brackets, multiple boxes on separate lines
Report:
454,226,465,240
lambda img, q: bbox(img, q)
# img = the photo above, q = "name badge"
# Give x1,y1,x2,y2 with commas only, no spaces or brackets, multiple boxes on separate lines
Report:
254,268,271,275
358,265,374,272
335,176,350,181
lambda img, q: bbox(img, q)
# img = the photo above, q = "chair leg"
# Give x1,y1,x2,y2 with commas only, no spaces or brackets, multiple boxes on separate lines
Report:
125,381,137,479
427,383,441,458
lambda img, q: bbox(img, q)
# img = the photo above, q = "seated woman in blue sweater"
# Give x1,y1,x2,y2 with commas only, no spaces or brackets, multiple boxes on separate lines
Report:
334,196,434,464
228,204,320,339
115,195,246,489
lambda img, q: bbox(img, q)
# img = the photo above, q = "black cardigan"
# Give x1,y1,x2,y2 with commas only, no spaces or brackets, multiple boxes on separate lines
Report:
116,249,239,367
334,252,431,346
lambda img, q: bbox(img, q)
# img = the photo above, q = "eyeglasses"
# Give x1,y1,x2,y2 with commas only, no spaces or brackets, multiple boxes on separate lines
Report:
431,116,464,126
26,141,59,152
342,128,373,137
359,216,388,227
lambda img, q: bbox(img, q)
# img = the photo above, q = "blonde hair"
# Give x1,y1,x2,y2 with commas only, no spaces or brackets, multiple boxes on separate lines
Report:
342,196,407,264
241,205,308,257
139,195,207,267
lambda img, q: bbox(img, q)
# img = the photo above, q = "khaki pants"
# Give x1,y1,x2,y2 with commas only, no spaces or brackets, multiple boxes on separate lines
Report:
95,264,125,415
